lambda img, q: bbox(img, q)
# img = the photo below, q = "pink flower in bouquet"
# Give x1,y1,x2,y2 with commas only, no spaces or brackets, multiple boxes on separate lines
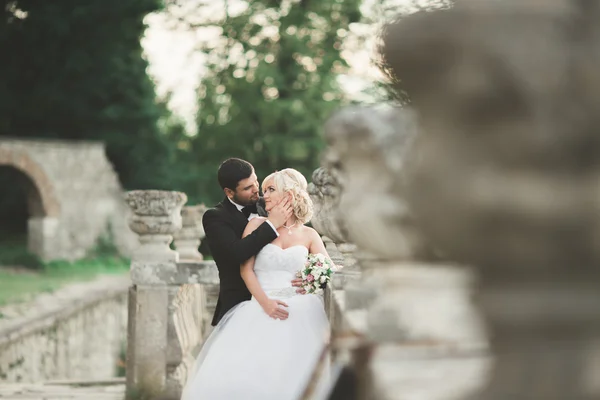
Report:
306,274,315,282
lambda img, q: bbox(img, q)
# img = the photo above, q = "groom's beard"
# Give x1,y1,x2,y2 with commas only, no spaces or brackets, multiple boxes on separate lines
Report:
232,193,259,207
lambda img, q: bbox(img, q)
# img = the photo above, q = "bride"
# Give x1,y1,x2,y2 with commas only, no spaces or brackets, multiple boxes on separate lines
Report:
182,168,333,400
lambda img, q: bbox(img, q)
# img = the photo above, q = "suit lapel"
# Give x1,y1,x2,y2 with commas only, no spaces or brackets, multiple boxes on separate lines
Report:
221,197,248,228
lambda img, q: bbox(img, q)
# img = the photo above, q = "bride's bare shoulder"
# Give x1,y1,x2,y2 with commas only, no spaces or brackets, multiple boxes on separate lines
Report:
300,225,320,239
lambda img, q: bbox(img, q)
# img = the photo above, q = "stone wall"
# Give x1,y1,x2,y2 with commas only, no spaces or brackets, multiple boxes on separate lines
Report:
0,276,128,383
0,138,137,261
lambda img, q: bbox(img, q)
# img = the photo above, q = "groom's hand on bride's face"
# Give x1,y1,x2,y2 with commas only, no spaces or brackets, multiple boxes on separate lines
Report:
291,278,306,294
267,197,294,228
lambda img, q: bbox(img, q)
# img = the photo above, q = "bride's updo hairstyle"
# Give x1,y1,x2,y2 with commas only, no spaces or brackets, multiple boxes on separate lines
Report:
263,168,314,224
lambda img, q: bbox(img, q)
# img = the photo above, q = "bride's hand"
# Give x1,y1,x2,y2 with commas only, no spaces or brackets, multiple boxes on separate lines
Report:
261,298,289,320
291,278,306,294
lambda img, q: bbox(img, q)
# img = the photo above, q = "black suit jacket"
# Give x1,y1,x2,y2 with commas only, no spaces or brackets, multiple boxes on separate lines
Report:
203,197,277,326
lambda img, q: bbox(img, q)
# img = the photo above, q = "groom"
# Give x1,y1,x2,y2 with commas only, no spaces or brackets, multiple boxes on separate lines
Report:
203,158,296,326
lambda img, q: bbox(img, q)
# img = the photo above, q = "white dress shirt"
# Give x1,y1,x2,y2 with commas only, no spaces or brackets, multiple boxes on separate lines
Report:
228,197,279,236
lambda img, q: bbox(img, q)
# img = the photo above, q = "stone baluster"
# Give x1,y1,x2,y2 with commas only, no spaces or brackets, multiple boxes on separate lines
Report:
125,190,219,399
170,203,208,374
166,283,204,396
324,106,489,399
124,190,187,398
167,260,219,396
173,204,207,262
380,1,600,398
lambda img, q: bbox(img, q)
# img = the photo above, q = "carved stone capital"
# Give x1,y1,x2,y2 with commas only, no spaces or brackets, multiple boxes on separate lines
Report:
308,167,347,244
323,106,433,262
309,166,362,295
125,190,187,263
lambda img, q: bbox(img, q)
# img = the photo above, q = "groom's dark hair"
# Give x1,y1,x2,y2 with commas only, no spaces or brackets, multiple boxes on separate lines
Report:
218,158,254,191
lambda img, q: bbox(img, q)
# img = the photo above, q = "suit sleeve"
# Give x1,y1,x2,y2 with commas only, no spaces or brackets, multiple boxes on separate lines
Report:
203,209,278,266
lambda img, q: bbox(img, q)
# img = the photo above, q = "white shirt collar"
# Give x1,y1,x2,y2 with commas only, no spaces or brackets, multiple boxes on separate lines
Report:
227,197,245,212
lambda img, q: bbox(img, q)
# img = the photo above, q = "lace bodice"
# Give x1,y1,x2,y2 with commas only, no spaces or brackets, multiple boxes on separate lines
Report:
254,243,309,298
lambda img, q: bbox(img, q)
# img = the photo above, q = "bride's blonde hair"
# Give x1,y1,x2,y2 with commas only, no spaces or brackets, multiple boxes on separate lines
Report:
263,168,313,224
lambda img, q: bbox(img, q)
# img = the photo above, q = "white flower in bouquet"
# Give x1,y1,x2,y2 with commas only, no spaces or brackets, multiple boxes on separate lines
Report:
296,253,336,294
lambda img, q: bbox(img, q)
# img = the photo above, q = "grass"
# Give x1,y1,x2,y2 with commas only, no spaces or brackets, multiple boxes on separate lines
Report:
0,235,129,307
0,256,129,306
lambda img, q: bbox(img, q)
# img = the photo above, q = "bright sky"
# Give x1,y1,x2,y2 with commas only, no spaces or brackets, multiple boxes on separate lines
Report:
141,0,419,133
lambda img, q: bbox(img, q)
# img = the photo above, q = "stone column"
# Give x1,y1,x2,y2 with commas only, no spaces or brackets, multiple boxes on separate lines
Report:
380,1,600,398
27,216,59,261
124,190,187,398
173,205,206,262
324,106,489,399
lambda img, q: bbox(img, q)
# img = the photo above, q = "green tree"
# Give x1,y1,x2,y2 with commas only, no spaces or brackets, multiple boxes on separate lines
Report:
0,0,183,191
167,0,361,205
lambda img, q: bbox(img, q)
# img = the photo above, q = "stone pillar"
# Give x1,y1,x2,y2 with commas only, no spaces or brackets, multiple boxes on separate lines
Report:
124,190,187,398
173,204,207,262
27,216,59,261
380,1,600,398
324,106,489,399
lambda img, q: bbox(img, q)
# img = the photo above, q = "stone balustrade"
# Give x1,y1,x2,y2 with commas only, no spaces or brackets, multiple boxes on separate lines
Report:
300,1,600,399
308,106,490,400
124,190,218,399
0,276,128,384
376,1,600,398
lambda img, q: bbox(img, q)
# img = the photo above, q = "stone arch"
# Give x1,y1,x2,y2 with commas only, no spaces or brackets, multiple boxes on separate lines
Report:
0,148,60,217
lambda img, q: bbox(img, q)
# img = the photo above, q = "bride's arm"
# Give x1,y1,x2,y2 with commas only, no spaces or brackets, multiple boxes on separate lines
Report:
240,218,289,320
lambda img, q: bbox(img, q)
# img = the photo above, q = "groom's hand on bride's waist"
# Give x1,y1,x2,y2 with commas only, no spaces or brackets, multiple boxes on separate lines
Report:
261,298,289,320
291,278,306,295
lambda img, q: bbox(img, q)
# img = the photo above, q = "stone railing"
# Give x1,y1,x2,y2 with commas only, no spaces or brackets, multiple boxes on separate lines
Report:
305,107,490,400
301,1,600,399
0,276,129,383
375,2,600,398
124,191,218,399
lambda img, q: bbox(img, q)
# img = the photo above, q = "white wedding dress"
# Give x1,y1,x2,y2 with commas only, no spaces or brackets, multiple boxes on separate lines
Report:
181,243,330,400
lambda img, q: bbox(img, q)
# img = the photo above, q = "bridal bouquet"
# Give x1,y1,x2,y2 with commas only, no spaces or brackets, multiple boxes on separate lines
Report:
296,253,336,295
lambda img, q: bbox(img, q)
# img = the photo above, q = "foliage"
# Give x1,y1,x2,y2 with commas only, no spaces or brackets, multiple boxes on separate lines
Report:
1,0,365,210
165,0,362,205
0,0,186,191
0,236,43,269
